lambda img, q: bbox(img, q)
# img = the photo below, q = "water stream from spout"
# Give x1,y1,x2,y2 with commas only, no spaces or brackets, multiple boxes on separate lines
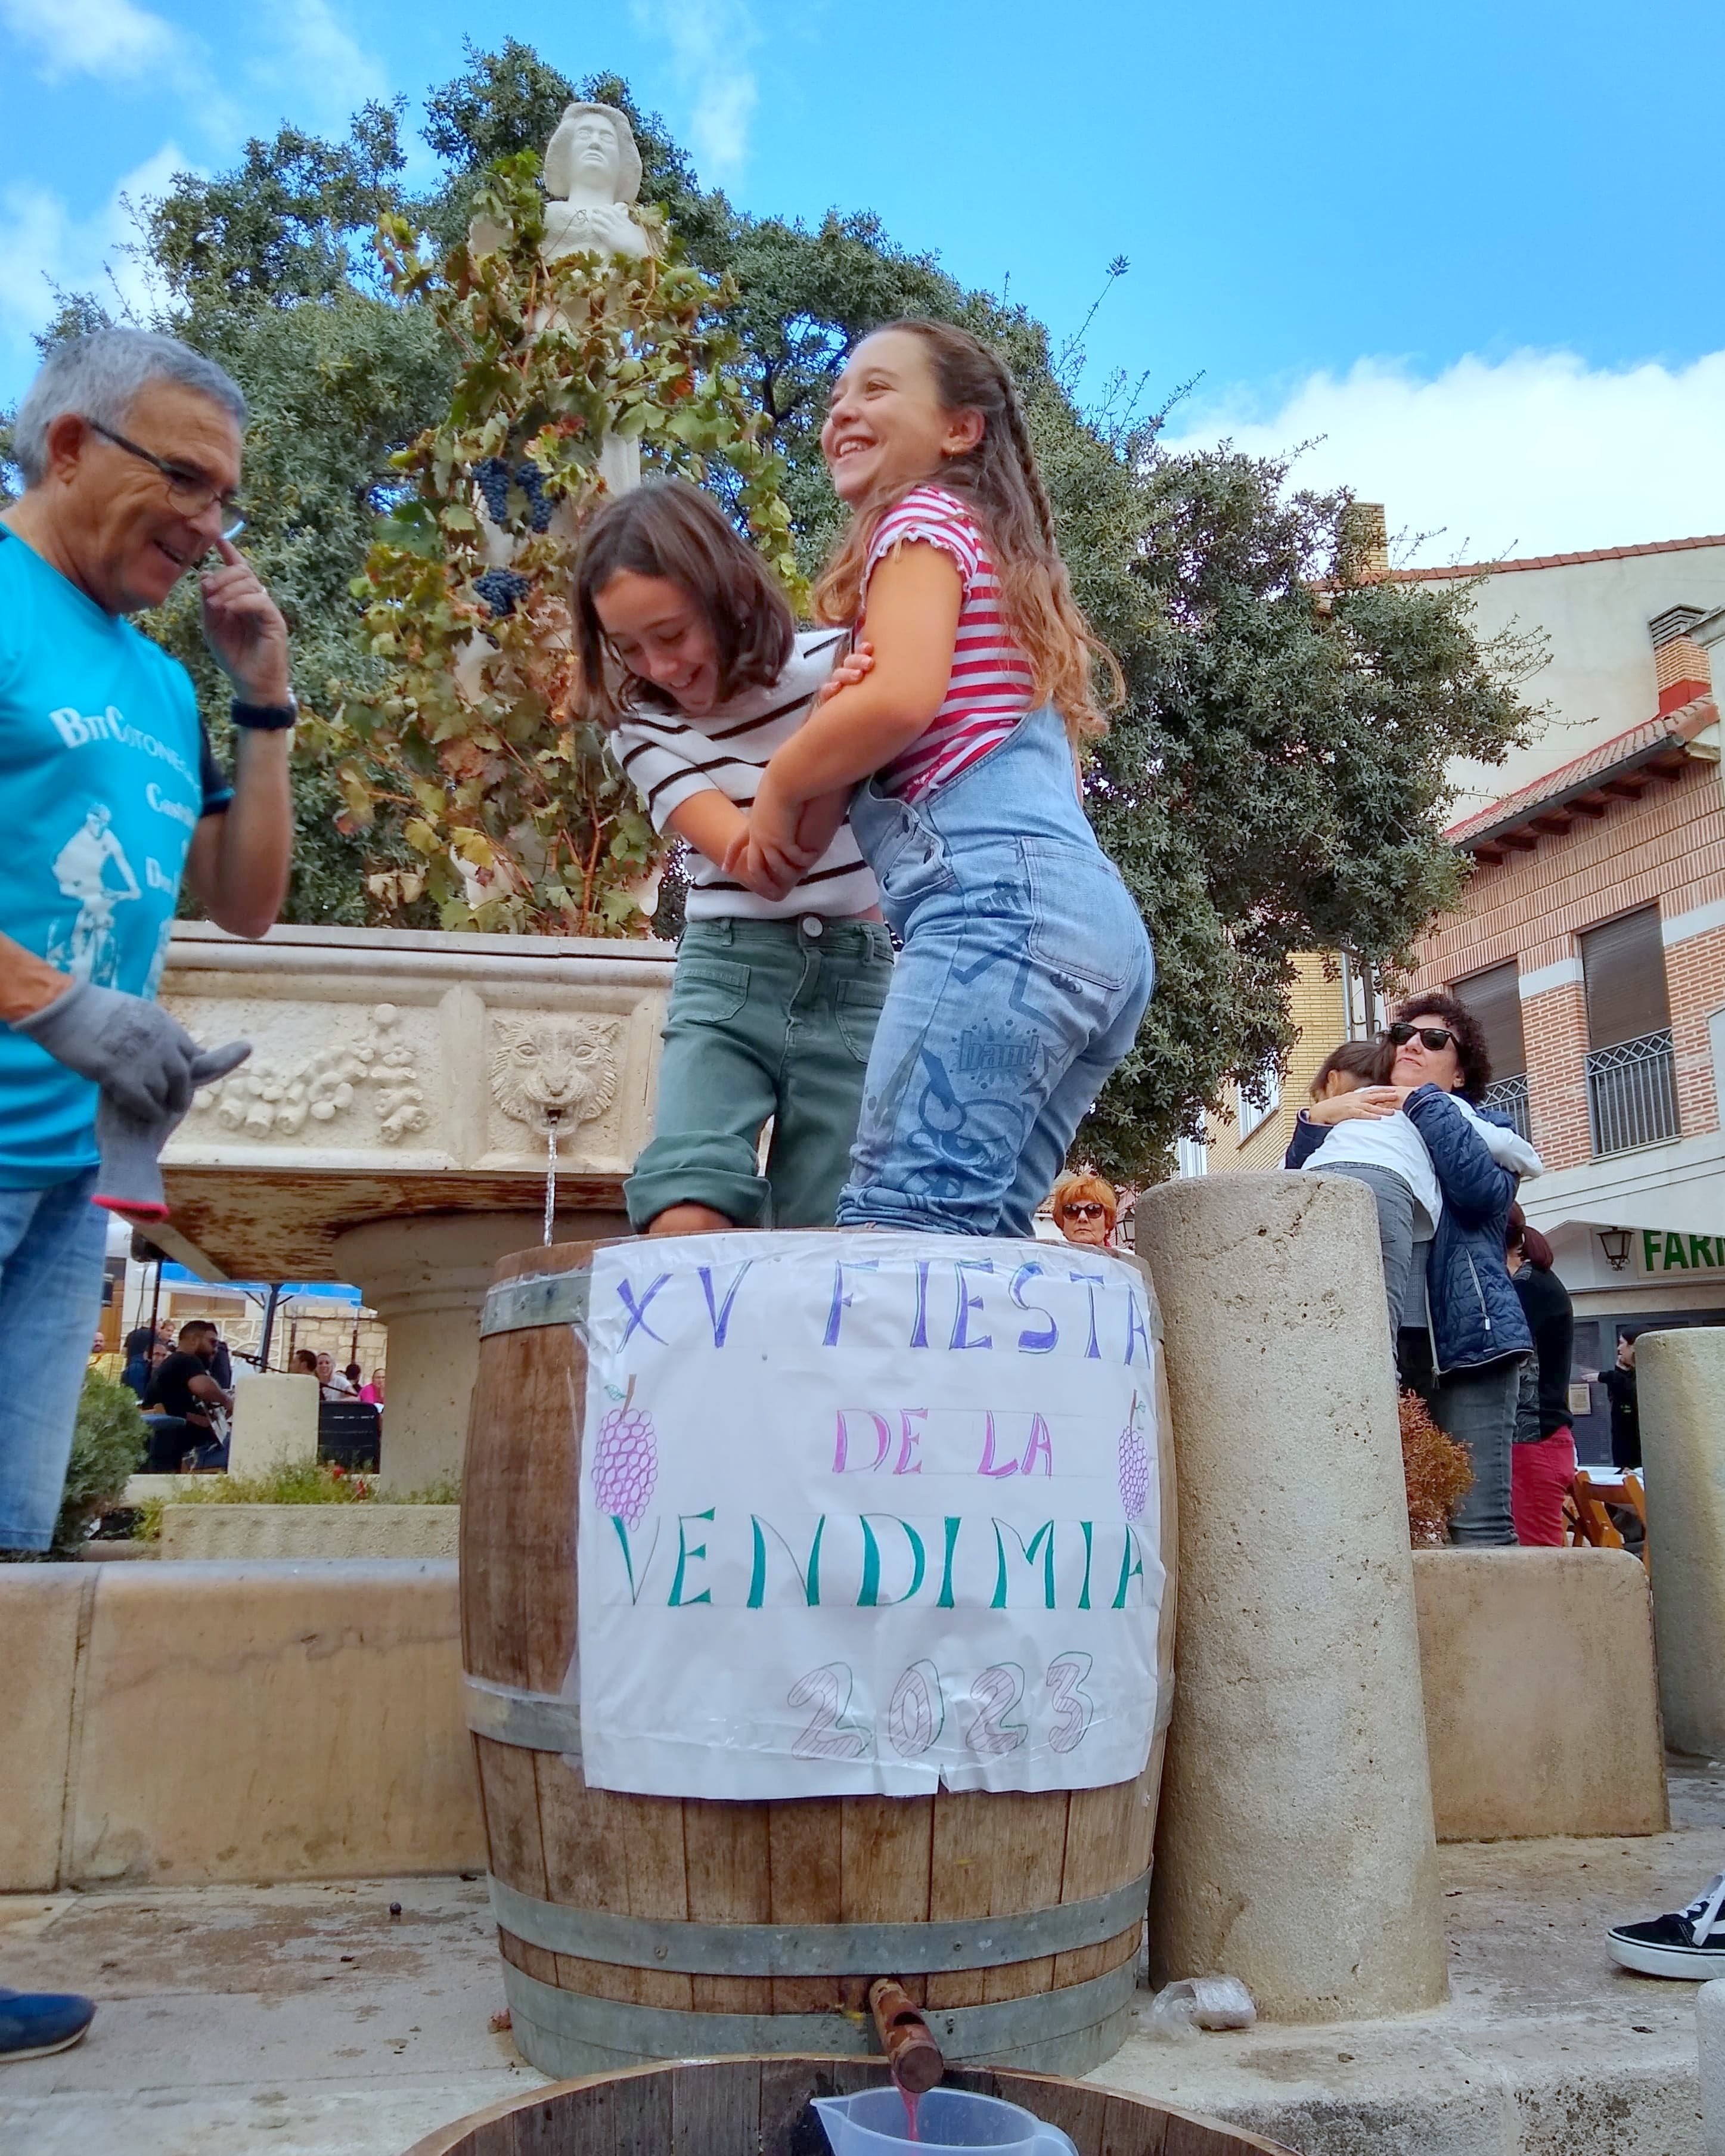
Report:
542,1109,561,1246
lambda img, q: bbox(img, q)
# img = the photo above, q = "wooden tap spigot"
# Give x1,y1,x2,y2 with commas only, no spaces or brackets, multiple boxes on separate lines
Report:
867,1977,945,2095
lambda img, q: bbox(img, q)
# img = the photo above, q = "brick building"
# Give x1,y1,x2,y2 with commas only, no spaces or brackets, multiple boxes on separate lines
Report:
1193,530,1725,1462
1198,952,1383,1174
1401,682,1725,1458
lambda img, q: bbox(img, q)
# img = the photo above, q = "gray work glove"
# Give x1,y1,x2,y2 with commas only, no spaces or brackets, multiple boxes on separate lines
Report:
13,977,249,1121
92,1036,252,1217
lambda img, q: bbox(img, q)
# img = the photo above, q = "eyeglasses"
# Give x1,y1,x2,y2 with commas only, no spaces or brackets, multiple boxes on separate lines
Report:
83,418,246,531
1062,1202,1108,1221
1387,1022,1456,1053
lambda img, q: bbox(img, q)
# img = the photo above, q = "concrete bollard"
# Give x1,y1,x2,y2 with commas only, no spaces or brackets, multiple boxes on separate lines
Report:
332,1212,629,1493
1703,1980,1725,2156
225,1371,319,1480
1637,1327,1725,1756
1134,1170,1447,2020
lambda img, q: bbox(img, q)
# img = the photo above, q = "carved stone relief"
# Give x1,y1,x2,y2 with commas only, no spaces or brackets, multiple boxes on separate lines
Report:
190,1002,430,1143
488,1012,621,1134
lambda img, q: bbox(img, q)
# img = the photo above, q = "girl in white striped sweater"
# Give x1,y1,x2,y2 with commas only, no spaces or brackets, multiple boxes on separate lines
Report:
575,479,892,1235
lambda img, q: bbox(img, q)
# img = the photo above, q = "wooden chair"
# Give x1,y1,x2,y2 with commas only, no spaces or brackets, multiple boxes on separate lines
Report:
1566,1469,1647,1561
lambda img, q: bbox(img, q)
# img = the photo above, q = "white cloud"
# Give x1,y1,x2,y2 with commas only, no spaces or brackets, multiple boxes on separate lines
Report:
250,0,389,132
0,143,188,350
631,0,759,180
1160,349,1725,566
1,0,179,81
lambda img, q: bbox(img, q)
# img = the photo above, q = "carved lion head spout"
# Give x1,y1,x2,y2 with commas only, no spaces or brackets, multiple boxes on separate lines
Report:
490,1015,620,1131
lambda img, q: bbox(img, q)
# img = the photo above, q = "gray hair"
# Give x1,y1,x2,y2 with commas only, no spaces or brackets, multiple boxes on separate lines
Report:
13,329,247,488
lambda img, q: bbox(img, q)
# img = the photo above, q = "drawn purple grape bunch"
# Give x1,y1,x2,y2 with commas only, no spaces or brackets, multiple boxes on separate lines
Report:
1117,1394,1149,1521
591,1376,657,1528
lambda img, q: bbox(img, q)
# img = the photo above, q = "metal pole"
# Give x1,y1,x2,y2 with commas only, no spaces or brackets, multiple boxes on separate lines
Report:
148,1258,163,1344
258,1284,283,1371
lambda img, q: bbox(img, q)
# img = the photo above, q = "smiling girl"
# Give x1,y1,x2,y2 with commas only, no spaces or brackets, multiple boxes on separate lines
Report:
575,478,891,1236
727,320,1153,1236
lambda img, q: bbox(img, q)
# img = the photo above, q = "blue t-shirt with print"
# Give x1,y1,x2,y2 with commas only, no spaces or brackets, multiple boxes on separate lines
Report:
0,526,232,1188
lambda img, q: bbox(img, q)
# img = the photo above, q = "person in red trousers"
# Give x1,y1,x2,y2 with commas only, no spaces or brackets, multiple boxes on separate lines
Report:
1506,1205,1577,1544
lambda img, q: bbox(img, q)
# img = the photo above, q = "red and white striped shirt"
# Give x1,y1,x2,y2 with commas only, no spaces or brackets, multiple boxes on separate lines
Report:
862,485,1034,801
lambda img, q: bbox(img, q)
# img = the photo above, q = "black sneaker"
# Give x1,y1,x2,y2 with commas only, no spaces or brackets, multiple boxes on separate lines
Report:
1608,1872,1725,1979
0,1990,95,2062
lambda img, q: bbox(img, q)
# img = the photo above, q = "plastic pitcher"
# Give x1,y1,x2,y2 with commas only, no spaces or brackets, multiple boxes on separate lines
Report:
813,2087,1079,2154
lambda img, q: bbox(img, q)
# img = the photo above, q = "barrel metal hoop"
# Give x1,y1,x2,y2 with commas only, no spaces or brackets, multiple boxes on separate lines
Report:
480,1269,591,1339
501,1955,1138,2063
489,1866,1150,1977
464,1674,582,1753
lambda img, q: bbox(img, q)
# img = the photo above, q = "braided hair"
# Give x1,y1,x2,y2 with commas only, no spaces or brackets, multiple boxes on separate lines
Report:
812,320,1123,743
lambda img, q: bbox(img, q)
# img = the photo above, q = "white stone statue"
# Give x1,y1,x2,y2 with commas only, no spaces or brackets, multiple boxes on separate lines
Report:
541,103,657,265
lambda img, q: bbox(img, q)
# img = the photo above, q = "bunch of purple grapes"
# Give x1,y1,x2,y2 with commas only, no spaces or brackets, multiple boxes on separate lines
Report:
474,568,531,618
470,456,556,534
1118,1421,1149,1521
473,457,512,524
516,461,556,533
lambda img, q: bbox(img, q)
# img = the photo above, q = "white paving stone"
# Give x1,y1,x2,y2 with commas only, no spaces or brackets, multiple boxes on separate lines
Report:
2,1764,1721,2155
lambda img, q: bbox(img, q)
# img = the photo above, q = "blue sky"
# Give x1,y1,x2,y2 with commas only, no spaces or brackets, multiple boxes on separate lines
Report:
4,0,1723,561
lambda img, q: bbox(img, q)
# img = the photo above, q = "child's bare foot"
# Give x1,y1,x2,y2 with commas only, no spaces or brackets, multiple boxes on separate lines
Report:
646,1203,736,1236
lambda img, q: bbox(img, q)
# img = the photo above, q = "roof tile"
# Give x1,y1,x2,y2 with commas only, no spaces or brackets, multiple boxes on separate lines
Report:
1446,696,1719,846
1390,532,1725,582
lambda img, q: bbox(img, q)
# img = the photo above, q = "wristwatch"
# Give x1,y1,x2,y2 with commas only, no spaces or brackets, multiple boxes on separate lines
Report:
231,693,299,731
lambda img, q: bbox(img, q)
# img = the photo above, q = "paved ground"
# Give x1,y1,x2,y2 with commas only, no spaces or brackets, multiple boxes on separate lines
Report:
2,1763,1721,2156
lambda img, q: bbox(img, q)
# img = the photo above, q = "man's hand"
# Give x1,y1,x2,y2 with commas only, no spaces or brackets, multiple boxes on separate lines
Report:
201,536,291,706
14,976,250,1120
94,1091,181,1218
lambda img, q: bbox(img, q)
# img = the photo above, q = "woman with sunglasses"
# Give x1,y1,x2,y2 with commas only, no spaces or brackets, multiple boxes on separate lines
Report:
1050,1170,1118,1248
1287,994,1537,1544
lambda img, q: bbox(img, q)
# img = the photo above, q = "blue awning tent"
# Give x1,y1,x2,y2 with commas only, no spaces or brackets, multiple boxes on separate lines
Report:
159,1265,365,1305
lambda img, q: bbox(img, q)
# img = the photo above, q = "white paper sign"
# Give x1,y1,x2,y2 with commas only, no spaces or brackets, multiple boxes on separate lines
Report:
576,1230,1165,1800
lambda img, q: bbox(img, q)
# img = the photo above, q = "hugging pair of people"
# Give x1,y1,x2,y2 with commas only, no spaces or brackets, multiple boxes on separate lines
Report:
578,319,1152,1247
1285,994,1542,1546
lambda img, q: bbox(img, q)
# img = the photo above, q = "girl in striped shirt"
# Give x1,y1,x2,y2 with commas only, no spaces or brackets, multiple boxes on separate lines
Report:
575,479,892,1236
728,320,1155,1236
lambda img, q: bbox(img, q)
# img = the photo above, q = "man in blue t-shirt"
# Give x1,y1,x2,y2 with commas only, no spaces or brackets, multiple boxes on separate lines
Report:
0,330,295,1583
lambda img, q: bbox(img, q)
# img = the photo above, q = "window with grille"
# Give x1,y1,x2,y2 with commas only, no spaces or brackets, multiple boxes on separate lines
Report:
1581,908,1676,1151
1453,961,1525,1080
1454,960,1531,1139
1581,909,1670,1049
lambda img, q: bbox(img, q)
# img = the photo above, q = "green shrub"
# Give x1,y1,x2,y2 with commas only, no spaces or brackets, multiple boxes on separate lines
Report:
150,1462,462,1516
52,1370,147,1556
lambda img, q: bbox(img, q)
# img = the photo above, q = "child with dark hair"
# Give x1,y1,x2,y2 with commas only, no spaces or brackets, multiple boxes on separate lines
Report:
575,478,892,1235
1286,1022,1541,1347
1289,999,1544,1544
1307,1038,1387,1101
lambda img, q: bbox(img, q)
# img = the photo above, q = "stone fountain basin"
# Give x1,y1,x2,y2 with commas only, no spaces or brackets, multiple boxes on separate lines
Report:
148,922,674,1488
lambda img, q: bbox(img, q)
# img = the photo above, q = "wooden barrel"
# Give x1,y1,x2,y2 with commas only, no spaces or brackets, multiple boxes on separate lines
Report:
404,2059,1295,2155
460,1236,1177,2081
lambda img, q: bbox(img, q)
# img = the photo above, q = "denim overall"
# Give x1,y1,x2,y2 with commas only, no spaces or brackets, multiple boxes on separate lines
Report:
836,707,1154,1235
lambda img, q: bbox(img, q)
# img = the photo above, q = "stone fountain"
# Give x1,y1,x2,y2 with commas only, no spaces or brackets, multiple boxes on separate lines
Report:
155,920,674,1488
150,100,680,1489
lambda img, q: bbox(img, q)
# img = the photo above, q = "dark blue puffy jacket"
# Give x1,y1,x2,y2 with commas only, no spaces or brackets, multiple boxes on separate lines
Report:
1285,1082,1532,1376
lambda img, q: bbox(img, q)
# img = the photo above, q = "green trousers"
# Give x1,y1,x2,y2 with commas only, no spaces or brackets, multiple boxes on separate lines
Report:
625,916,894,1231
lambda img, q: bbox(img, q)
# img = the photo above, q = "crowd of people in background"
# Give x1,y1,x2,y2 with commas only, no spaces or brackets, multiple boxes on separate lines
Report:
119,1324,383,1475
